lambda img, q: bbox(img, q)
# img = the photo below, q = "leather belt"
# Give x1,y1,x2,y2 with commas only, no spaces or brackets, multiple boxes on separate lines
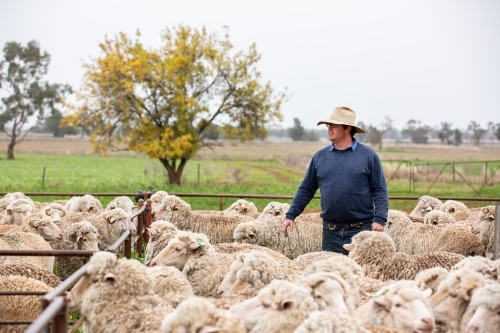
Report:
326,222,363,231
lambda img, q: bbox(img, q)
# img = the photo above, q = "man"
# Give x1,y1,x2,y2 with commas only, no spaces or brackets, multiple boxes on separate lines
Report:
282,106,388,255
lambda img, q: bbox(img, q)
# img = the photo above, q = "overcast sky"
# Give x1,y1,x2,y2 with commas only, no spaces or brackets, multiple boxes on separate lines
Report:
1,0,499,131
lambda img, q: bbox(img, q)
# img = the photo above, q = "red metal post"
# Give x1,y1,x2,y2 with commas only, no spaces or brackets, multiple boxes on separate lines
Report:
144,199,152,244
135,199,144,257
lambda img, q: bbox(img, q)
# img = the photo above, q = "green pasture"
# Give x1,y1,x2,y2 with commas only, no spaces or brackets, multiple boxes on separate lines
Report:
1,154,499,212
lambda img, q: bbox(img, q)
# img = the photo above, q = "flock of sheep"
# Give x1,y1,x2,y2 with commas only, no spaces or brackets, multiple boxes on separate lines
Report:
0,191,499,333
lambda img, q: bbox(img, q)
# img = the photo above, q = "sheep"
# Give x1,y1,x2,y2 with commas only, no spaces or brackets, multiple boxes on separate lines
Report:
106,195,135,214
150,190,169,216
66,252,171,333
223,199,260,219
409,195,443,218
161,296,246,333
471,206,498,259
343,231,465,281
0,275,52,333
65,207,135,250
464,283,500,333
154,195,255,244
64,194,103,214
0,198,35,225
39,202,66,222
422,209,456,225
145,220,179,266
0,232,55,271
385,209,484,256
0,211,63,241
451,256,494,277
256,201,290,222
150,231,237,297
147,265,194,308
214,242,290,261
356,280,435,333
0,260,61,287
232,218,322,259
413,267,448,294
440,199,472,221
0,192,29,212
230,279,319,333
428,267,486,332
48,221,100,280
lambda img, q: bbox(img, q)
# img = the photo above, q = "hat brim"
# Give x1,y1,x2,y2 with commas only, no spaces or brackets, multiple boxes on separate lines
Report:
317,120,366,134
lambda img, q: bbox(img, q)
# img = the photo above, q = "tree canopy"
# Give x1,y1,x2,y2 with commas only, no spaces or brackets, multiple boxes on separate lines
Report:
64,26,287,185
0,41,71,159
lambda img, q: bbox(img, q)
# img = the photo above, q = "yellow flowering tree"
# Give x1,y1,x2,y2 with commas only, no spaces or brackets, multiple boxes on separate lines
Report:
64,26,286,185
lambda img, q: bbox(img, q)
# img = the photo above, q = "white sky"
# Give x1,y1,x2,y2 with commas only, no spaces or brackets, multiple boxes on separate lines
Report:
1,0,499,130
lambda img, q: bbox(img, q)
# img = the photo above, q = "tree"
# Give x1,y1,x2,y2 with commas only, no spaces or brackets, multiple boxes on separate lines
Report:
402,119,431,144
437,122,454,145
495,123,500,142
467,121,486,146
302,129,319,141
365,116,392,150
44,109,78,137
0,41,71,159
453,128,462,146
287,118,304,141
64,26,287,185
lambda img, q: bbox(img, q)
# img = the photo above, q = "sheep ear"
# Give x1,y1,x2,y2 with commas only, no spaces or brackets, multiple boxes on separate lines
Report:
199,326,220,333
108,217,117,224
189,241,203,250
280,299,295,310
5,209,12,215
343,244,354,251
104,273,116,282
422,288,433,298
372,294,391,309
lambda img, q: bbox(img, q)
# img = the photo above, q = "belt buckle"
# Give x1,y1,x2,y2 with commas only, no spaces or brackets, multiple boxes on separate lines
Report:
328,224,336,231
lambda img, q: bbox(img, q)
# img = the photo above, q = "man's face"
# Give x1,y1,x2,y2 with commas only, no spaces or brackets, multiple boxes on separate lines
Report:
327,123,351,143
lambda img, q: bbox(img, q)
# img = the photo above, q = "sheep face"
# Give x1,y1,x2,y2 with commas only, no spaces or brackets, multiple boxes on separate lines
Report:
43,204,66,222
440,200,471,220
77,232,100,251
256,202,289,222
153,195,188,222
232,222,258,244
373,283,435,333
150,234,204,269
428,268,485,327
218,260,244,296
306,275,349,314
150,191,168,215
410,196,441,217
4,199,35,225
102,208,137,235
466,304,500,333
471,206,495,234
26,213,64,241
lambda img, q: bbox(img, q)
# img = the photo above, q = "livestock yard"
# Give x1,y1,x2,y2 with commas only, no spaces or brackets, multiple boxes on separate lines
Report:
1,135,500,332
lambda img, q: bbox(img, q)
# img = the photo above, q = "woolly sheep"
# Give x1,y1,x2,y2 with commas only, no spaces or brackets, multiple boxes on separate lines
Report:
356,280,435,333
147,265,194,308
428,267,486,332
0,211,63,241
66,252,171,333
0,260,61,287
150,190,169,215
471,206,498,259
1,198,35,225
413,267,448,294
145,220,179,266
150,231,236,297
154,195,254,244
230,279,319,333
464,283,500,333
344,231,465,281
423,210,456,225
106,195,135,214
214,242,289,261
0,275,52,333
223,199,260,219
0,232,55,271
256,201,290,222
161,296,246,333
233,218,322,258
440,199,472,221
409,195,443,217
48,221,100,280
64,194,103,214
0,192,29,212
39,202,66,222
451,256,494,277
385,209,484,256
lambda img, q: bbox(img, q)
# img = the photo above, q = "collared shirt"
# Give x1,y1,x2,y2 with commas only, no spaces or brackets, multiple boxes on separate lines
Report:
329,138,358,152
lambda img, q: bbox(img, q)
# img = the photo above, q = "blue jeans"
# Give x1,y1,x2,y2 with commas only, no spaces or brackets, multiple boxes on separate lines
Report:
322,223,372,255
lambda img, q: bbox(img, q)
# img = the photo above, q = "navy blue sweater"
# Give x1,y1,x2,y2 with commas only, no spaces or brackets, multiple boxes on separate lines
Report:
285,140,389,225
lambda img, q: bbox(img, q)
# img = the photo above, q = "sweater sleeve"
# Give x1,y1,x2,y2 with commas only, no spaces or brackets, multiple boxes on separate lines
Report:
285,156,319,221
370,154,389,225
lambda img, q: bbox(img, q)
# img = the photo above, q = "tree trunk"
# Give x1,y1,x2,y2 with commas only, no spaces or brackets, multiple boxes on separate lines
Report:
159,157,188,185
7,140,15,160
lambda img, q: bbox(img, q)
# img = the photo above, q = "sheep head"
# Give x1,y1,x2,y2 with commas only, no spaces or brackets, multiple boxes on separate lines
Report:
4,198,35,225
154,195,190,222
471,206,495,234
232,221,259,244
223,199,257,217
410,195,442,217
440,200,471,220
150,231,209,269
256,202,290,222
465,284,500,333
42,203,66,222
23,212,63,241
423,210,456,225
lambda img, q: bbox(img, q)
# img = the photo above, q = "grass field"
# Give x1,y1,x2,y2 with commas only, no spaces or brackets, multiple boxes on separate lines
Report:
1,136,500,212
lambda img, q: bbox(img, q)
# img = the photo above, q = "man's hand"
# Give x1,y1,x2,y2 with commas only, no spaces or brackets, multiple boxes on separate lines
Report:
372,222,384,232
282,219,295,237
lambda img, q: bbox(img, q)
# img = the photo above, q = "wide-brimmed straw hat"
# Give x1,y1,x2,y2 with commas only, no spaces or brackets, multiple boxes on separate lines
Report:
317,106,366,134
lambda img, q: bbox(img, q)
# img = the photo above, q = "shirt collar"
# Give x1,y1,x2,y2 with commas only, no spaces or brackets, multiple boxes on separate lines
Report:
329,138,358,151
